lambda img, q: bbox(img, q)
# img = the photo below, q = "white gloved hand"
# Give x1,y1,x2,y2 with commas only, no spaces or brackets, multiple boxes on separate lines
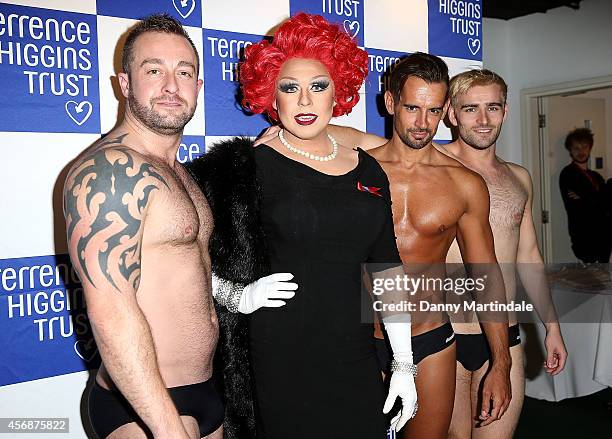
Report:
211,272,298,314
239,273,298,314
382,318,418,432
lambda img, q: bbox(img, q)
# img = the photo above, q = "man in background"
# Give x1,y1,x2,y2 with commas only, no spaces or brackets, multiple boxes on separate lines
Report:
559,128,611,263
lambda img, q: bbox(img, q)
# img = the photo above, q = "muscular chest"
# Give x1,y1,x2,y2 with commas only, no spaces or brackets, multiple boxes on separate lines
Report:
146,164,213,248
481,170,527,231
388,170,464,239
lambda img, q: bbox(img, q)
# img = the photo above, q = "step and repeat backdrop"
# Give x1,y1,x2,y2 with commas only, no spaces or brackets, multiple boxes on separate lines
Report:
0,0,482,436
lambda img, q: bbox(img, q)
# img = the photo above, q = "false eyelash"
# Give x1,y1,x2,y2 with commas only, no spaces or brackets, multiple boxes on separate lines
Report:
278,82,298,92
312,80,330,90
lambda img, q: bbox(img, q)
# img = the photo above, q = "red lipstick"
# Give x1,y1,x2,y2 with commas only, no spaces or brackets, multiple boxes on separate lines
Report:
294,113,318,126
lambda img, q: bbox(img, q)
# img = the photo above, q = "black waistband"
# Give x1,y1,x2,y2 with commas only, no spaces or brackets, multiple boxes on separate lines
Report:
88,378,224,438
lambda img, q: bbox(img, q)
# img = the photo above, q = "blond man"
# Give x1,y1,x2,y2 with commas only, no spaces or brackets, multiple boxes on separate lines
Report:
442,69,567,439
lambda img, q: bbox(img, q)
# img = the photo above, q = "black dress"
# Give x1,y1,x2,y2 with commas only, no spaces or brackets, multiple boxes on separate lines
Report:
249,145,401,439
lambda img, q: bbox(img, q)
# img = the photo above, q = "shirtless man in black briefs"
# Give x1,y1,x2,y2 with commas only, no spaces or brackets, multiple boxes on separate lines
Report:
366,54,511,439
442,69,567,439
63,15,222,439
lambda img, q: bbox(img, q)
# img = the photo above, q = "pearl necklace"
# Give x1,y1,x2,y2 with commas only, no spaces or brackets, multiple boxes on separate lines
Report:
278,129,338,162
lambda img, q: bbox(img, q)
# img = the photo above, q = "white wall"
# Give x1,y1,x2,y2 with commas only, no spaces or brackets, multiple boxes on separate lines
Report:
483,0,612,166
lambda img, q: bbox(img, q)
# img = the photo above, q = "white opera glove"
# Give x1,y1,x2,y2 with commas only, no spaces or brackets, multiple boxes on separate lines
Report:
382,317,418,432
212,272,297,314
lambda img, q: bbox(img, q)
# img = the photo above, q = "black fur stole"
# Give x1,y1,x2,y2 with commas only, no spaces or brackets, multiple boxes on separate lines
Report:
185,137,269,439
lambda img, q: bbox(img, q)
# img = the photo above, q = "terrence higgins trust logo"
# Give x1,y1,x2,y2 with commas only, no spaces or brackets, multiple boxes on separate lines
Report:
0,254,99,386
0,4,100,133
428,0,482,60
290,0,365,46
203,28,269,136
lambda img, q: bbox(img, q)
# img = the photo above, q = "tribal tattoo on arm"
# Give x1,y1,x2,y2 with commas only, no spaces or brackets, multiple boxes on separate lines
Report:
64,135,169,293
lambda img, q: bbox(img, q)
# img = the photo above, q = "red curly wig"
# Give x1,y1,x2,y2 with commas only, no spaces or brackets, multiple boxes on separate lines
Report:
240,13,368,122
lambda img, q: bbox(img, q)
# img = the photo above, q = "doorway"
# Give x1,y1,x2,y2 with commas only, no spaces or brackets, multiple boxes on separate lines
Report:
521,75,612,263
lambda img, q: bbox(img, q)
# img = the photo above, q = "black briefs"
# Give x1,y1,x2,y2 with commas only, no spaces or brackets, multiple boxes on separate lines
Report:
376,322,456,372
455,324,521,372
88,378,224,439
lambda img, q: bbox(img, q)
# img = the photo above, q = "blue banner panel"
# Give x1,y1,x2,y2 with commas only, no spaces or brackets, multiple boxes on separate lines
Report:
364,47,407,138
428,0,483,61
176,135,206,163
290,0,365,47
0,4,100,133
203,28,269,136
0,254,98,387
96,0,202,27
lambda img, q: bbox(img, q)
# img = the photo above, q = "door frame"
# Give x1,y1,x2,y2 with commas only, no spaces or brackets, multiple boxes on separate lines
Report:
520,74,612,262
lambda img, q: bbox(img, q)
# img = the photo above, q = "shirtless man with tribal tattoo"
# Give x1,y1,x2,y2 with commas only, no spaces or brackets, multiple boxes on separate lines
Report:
63,15,222,439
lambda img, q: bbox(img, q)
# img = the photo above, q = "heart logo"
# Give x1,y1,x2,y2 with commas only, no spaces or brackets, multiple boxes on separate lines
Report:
467,38,481,56
74,338,98,362
173,0,196,19
65,100,92,126
343,20,360,39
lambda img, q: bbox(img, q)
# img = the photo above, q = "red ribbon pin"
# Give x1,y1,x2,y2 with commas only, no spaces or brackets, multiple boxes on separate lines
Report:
357,181,382,197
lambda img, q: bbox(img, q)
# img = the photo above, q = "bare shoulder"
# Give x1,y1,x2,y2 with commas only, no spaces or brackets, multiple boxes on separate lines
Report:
505,161,530,178
504,161,532,190
426,149,488,201
452,163,487,188
64,134,169,215
70,134,143,174
63,134,170,291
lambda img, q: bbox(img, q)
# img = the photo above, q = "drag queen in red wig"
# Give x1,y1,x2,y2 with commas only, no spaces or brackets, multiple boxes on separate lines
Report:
240,13,367,123
189,13,417,439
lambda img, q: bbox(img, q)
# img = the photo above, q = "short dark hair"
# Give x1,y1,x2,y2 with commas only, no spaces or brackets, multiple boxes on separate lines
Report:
565,127,594,150
121,13,199,75
388,52,449,101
